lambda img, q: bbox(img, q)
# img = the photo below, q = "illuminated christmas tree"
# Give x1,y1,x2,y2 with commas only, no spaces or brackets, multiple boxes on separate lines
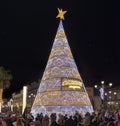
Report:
31,8,93,116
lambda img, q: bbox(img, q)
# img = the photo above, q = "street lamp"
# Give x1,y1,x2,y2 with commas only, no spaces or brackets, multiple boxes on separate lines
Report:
114,92,117,95
109,83,112,87
105,93,107,96
114,92,117,104
94,81,113,109
101,81,104,84
94,85,98,89
28,93,35,108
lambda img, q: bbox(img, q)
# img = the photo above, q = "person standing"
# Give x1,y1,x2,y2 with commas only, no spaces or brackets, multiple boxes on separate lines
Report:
83,112,91,126
42,114,49,126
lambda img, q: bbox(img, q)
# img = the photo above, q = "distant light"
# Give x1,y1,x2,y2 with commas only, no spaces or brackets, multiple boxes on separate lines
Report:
116,102,118,105
31,93,33,96
109,91,111,94
109,96,111,99
101,81,104,84
109,83,112,87
114,92,117,95
94,85,98,88
105,93,107,96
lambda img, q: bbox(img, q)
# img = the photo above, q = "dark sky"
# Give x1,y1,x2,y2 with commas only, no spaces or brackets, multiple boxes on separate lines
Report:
1,0,120,98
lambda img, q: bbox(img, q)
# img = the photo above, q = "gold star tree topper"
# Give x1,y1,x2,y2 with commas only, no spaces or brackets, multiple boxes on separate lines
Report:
56,8,67,20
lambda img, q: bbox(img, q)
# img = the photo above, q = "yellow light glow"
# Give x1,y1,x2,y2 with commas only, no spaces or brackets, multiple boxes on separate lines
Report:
62,78,82,87
69,86,81,89
46,91,61,96
33,91,91,106
56,29,66,38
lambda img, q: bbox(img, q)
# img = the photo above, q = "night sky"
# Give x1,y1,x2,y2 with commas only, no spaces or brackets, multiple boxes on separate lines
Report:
1,0,120,98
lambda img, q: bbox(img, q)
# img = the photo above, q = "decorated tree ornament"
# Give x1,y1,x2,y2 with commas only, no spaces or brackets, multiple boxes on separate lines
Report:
56,8,67,20
31,9,93,117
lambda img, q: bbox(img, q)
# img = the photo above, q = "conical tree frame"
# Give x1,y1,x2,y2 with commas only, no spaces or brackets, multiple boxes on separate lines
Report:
31,21,93,116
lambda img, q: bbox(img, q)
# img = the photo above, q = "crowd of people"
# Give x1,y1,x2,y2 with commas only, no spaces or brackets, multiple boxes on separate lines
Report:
0,109,120,126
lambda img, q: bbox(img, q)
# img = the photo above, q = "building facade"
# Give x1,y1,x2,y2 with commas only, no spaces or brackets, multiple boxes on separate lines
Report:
8,84,120,113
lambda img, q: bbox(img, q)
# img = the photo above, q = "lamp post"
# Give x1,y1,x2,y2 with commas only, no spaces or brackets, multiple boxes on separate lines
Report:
28,93,35,110
114,92,117,103
109,83,112,87
94,81,113,109
106,89,118,109
94,85,98,89
94,81,105,105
